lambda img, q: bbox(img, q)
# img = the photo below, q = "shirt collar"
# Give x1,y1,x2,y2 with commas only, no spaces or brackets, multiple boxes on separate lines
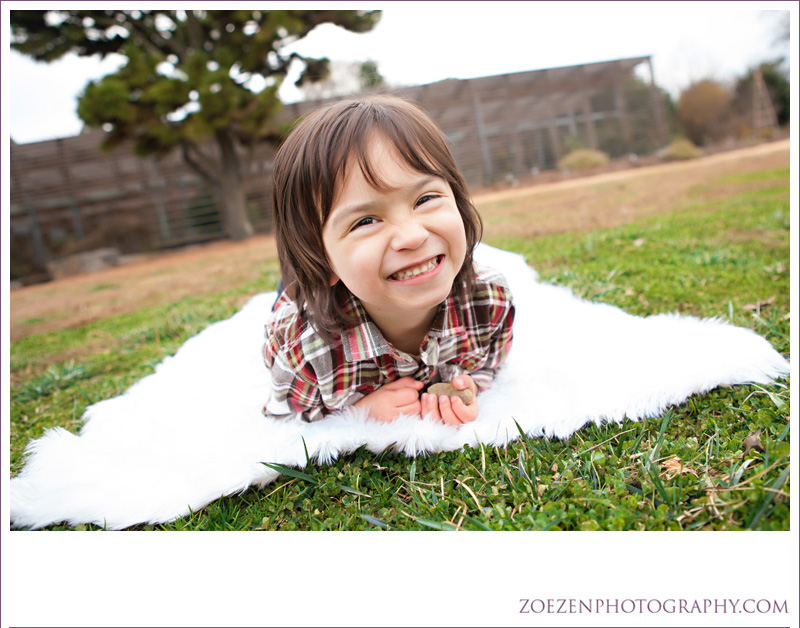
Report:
339,289,465,363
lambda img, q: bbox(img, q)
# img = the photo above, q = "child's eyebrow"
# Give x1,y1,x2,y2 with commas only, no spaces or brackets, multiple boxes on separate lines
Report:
328,175,443,231
327,201,378,231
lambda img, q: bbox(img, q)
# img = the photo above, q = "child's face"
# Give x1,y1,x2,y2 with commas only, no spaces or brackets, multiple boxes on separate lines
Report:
322,134,468,330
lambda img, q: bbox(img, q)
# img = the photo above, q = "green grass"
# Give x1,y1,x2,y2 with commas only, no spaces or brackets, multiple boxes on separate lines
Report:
10,170,790,531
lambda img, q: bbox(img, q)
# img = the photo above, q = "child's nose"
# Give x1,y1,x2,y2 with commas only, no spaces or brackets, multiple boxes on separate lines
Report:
390,216,428,251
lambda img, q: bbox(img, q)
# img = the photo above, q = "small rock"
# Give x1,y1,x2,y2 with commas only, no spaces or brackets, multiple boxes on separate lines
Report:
742,430,765,456
427,382,474,405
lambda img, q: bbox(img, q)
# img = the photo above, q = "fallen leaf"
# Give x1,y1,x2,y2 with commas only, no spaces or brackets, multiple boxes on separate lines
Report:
743,296,775,312
660,456,697,479
742,430,765,456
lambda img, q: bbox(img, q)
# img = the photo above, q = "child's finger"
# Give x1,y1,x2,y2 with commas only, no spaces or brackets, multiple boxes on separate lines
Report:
396,388,422,404
387,377,422,390
436,395,462,426
450,396,478,423
421,393,441,422
398,400,421,416
399,377,426,391
451,375,477,394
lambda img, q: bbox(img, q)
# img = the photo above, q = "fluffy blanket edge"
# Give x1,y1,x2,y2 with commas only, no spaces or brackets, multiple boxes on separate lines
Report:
9,244,790,529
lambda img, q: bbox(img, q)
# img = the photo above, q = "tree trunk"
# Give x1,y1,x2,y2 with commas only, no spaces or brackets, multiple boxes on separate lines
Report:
215,129,255,241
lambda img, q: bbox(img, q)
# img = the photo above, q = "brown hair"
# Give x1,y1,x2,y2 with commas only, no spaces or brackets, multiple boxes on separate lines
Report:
271,95,483,341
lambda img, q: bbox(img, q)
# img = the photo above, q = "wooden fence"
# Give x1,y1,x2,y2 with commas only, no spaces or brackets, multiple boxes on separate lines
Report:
283,56,668,186
10,133,275,281
10,56,668,283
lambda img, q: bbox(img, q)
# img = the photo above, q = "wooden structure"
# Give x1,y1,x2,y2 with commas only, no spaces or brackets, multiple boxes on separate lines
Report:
284,56,667,185
10,56,667,283
10,133,275,281
748,70,779,136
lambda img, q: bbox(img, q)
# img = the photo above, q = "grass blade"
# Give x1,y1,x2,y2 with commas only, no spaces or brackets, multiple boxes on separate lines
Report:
746,465,790,529
261,462,318,484
337,484,371,498
411,518,458,531
360,514,393,530
459,514,493,531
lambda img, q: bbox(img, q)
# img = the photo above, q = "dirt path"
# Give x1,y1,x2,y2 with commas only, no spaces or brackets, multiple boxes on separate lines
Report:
10,235,281,341
475,139,789,241
10,139,790,341
473,139,789,204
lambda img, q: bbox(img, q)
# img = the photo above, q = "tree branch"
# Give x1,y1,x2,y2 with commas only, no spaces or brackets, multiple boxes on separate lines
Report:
125,12,185,58
181,141,220,187
184,10,205,53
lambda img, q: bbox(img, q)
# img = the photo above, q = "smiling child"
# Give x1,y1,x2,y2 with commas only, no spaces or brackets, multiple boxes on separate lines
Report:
264,96,514,426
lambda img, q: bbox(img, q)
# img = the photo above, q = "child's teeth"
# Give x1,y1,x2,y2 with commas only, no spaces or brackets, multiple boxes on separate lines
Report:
392,257,437,280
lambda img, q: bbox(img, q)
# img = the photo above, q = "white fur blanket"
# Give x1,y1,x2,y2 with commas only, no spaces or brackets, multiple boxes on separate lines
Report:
10,244,790,529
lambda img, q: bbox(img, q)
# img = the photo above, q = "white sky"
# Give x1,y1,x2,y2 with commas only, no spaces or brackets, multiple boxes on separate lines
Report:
2,2,792,145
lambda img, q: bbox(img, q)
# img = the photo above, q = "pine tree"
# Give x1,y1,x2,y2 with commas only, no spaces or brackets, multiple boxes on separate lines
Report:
11,9,381,240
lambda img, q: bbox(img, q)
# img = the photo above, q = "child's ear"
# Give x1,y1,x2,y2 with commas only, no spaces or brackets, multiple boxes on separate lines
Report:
328,271,340,287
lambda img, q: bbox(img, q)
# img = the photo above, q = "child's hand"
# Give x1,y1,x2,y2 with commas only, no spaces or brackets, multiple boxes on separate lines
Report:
421,375,479,426
354,377,424,423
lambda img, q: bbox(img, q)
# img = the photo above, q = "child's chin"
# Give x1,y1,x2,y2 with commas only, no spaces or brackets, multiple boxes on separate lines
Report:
404,285,454,310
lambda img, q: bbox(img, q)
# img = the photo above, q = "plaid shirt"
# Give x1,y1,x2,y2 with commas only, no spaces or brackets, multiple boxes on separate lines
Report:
263,264,515,422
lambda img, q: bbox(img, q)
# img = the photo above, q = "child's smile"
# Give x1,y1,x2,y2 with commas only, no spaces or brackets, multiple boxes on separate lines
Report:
387,254,443,282
322,134,468,348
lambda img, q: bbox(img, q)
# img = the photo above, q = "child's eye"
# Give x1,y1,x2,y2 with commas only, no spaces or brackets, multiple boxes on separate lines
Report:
351,216,377,231
415,194,440,207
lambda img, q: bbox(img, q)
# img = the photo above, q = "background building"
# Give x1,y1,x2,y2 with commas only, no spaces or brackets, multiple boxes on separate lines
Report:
9,56,675,283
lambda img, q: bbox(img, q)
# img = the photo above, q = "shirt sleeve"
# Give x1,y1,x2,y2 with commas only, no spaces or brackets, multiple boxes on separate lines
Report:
264,347,327,422
468,284,516,392
263,311,328,422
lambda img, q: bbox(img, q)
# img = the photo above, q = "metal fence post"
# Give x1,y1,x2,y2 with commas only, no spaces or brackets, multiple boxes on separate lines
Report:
56,138,85,241
647,56,667,148
470,84,494,184
144,158,173,242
